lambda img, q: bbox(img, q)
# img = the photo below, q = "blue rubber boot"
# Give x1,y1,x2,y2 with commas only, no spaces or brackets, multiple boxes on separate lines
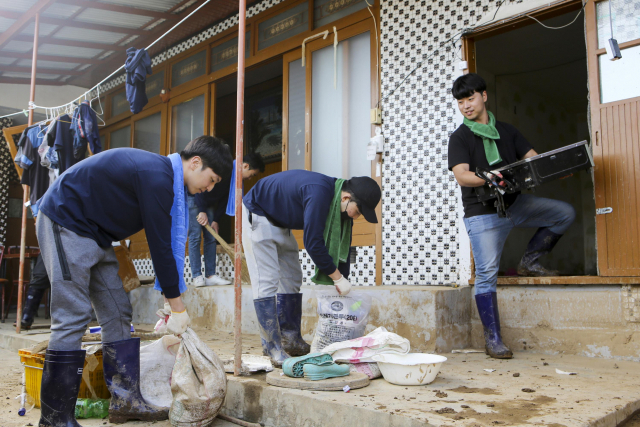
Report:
102,338,169,423
277,293,311,356
38,349,86,427
254,297,290,367
475,292,513,359
303,363,350,381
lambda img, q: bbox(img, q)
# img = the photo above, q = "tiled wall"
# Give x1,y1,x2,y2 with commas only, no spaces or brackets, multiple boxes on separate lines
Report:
0,118,18,247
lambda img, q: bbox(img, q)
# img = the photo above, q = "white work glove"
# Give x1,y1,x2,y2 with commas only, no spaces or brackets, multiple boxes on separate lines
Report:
166,309,191,336
156,302,171,319
333,276,352,296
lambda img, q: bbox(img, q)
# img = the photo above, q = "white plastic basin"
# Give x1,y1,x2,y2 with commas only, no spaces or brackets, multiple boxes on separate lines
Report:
372,353,447,386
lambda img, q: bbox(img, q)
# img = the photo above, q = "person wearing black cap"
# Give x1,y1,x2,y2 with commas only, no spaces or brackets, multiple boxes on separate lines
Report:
242,170,381,365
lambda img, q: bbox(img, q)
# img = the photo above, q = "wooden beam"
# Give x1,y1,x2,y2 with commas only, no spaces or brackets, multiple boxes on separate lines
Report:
0,0,56,50
0,77,64,86
14,34,117,51
0,65,84,76
38,16,148,36
1,51,101,64
56,0,174,20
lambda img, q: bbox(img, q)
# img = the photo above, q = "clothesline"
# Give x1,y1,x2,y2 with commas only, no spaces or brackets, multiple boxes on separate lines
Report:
0,0,212,121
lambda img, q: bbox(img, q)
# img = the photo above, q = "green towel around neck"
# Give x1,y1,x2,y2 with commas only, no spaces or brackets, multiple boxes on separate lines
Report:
311,179,352,285
464,111,503,166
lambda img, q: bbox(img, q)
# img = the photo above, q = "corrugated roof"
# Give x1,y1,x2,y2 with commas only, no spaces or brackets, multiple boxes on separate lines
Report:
97,0,186,13
1,40,34,52
119,35,139,46
98,50,115,59
53,27,126,44
38,44,104,58
20,22,59,37
0,16,15,32
0,0,38,13
16,59,81,70
42,4,82,18
145,19,166,31
0,57,17,65
75,9,154,29
2,72,61,79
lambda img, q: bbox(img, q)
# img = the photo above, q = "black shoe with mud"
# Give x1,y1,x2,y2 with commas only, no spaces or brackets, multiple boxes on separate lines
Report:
277,293,311,357
38,349,86,427
475,292,513,359
102,338,169,423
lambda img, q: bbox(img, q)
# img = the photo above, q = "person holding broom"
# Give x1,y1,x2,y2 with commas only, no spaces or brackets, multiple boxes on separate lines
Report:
34,136,232,426
242,170,381,366
188,152,265,287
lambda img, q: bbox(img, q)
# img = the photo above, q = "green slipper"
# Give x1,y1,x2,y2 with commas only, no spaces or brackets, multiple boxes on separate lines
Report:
282,353,333,378
303,363,351,381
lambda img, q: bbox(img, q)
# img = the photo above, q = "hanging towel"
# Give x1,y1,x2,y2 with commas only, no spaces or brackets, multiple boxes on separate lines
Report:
125,47,152,114
225,160,244,216
311,179,352,285
155,153,189,295
464,111,502,166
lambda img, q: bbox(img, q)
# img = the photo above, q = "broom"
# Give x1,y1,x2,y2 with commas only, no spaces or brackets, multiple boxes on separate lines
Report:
204,224,252,284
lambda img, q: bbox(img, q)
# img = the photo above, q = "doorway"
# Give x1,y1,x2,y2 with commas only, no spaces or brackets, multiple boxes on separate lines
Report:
214,58,284,242
474,11,596,276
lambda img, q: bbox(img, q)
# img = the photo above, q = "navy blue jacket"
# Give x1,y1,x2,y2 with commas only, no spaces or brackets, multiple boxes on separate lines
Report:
243,170,351,278
125,48,152,114
39,148,181,298
194,177,230,222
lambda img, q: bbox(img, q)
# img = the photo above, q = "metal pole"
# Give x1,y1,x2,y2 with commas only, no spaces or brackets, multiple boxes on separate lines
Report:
17,12,40,334
233,0,247,376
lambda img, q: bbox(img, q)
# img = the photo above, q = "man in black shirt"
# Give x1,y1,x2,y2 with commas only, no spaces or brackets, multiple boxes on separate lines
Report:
448,74,575,359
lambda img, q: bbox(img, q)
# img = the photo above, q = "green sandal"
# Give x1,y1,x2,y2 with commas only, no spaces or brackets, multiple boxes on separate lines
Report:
282,353,333,378
303,363,351,381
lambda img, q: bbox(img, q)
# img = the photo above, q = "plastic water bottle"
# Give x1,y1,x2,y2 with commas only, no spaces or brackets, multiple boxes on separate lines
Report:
74,399,110,419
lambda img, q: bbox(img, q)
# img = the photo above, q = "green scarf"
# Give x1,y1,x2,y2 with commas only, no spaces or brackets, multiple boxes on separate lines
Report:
311,179,352,285
464,111,502,166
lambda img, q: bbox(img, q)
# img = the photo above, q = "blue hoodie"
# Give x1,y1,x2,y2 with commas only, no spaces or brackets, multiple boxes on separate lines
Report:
125,47,152,114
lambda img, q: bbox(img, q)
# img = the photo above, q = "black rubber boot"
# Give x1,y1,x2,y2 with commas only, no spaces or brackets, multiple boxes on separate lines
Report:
102,338,169,424
21,287,45,330
517,228,562,277
38,349,86,427
277,293,311,357
254,296,291,367
475,292,513,359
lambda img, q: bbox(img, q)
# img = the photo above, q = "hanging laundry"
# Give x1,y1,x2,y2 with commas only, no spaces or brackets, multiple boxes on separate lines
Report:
71,101,102,160
54,113,76,173
15,125,50,216
125,47,152,114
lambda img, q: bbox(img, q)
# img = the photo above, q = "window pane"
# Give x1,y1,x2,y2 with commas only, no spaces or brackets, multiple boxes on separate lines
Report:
110,125,130,149
314,0,372,29
171,50,206,87
133,112,162,153
258,2,308,50
211,33,250,73
312,32,371,179
599,45,640,104
172,94,205,153
146,70,165,99
596,0,640,49
111,91,129,117
288,59,306,170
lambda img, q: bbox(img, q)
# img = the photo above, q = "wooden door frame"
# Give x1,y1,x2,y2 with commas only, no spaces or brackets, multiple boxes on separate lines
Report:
167,86,211,154
131,103,168,155
281,49,303,172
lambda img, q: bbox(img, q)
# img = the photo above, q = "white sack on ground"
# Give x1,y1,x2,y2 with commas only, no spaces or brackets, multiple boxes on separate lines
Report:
322,326,410,363
140,335,181,408
169,328,227,427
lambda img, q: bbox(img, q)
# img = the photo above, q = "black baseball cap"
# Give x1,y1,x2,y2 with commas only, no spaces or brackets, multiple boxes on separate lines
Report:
349,176,381,223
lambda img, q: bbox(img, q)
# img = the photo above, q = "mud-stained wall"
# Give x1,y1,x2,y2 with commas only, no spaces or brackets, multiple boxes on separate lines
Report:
470,285,640,361
129,285,471,353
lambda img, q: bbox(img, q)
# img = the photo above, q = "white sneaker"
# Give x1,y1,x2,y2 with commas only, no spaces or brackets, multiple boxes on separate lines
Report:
205,275,231,286
193,276,206,287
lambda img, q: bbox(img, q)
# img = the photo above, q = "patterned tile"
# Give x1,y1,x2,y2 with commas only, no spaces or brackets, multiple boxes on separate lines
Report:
0,118,18,247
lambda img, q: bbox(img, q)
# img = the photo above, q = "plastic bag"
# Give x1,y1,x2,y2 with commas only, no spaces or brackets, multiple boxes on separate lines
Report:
169,328,227,427
321,326,410,363
155,305,170,334
310,289,372,353
140,335,181,408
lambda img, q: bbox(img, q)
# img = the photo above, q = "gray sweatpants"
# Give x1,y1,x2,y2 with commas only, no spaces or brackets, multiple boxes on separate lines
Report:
242,203,303,299
36,213,132,350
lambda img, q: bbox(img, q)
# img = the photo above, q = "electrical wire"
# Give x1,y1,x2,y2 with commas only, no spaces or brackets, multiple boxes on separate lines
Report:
524,0,589,30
